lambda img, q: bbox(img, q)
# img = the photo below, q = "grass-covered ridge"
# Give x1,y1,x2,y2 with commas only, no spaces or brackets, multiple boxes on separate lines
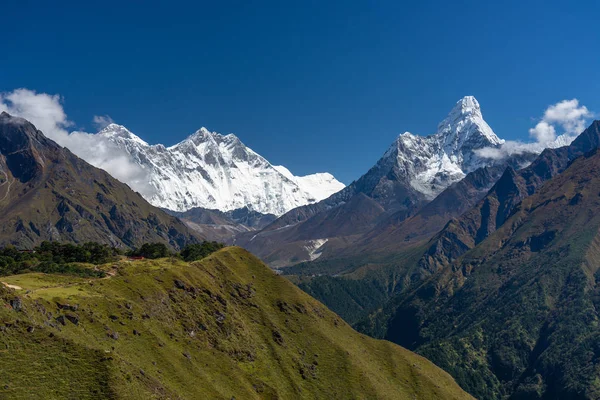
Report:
0,240,225,280
0,247,471,399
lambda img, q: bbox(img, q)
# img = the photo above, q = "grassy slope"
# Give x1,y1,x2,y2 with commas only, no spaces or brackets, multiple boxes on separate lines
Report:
0,247,471,400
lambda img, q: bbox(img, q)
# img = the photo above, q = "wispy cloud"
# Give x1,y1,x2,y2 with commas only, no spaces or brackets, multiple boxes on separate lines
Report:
0,88,154,196
475,98,594,160
93,114,115,130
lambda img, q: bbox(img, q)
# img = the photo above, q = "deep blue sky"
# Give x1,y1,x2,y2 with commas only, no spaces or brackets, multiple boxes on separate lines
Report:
2,0,600,183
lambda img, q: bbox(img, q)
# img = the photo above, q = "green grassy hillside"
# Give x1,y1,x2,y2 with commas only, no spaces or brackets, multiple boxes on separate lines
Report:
0,247,471,399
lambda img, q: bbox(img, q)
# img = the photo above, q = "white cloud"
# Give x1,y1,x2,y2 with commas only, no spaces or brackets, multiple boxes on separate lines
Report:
0,88,154,197
529,121,556,144
93,114,115,130
528,99,592,144
542,99,592,134
0,89,73,136
476,98,594,160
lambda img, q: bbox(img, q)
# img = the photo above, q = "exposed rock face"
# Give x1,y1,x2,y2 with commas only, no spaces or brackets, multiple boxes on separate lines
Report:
9,298,22,311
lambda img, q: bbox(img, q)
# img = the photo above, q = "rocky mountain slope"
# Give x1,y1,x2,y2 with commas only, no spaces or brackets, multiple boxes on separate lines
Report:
0,247,472,399
236,96,536,268
292,121,600,333
0,112,201,249
416,120,600,276
98,124,344,215
166,206,277,243
359,145,600,399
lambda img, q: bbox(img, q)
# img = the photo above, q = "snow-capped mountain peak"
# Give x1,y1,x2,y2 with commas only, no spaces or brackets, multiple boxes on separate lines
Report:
436,96,504,154
446,95,482,118
97,124,345,215
384,96,516,199
171,127,217,150
99,123,149,146
273,166,345,201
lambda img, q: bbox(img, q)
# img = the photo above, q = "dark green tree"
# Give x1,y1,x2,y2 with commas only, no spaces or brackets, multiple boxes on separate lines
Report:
180,241,225,262
131,243,170,259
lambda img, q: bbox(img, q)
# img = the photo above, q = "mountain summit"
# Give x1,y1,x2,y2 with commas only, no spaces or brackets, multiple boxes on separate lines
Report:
391,95,505,198
329,95,514,212
98,125,344,215
99,123,149,145
438,95,503,153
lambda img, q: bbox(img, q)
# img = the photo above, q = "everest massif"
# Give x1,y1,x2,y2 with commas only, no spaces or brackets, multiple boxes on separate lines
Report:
97,125,344,215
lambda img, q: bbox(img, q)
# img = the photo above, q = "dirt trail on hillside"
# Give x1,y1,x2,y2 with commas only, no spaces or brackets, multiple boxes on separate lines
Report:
2,282,23,290
0,170,13,203
8,266,121,294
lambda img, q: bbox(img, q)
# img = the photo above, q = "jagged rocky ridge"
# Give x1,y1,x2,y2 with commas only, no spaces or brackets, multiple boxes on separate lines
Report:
98,124,344,215
294,122,600,324
236,96,538,268
359,130,600,399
